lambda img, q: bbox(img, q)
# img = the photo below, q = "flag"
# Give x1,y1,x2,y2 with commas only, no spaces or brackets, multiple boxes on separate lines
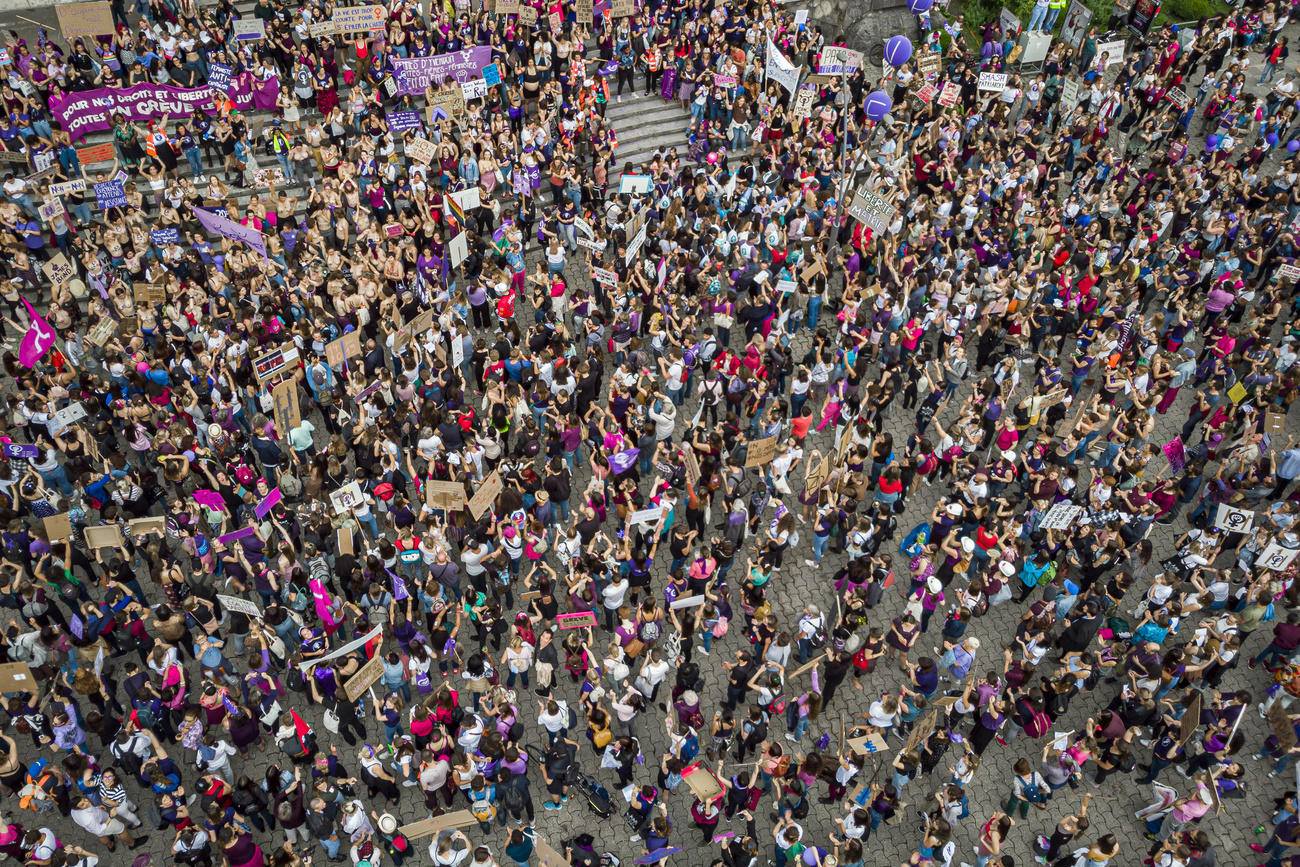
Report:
444,193,465,235
18,296,55,368
608,447,640,474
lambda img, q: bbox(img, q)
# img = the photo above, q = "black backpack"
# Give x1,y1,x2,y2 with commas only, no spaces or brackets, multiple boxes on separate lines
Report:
545,743,574,782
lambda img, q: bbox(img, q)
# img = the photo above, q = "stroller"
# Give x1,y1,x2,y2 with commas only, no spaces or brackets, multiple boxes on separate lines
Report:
573,770,614,818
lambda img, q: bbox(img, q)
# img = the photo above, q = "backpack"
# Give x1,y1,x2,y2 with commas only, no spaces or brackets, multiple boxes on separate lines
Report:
712,616,729,639
469,795,495,822
545,744,573,782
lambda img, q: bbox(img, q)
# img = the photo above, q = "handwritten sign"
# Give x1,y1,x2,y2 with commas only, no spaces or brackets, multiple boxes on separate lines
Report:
232,18,266,40
467,470,503,518
557,610,598,629
1214,504,1255,535
94,180,126,209
343,652,385,701
333,5,388,32
978,72,1008,92
49,179,87,197
744,435,778,468
56,1,115,38
407,136,436,164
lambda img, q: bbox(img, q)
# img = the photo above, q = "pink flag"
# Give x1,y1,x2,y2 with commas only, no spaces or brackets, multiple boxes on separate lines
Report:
18,297,56,368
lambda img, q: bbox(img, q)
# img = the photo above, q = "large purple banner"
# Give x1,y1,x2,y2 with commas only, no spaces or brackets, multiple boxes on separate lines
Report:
190,205,267,258
50,76,280,141
392,47,492,95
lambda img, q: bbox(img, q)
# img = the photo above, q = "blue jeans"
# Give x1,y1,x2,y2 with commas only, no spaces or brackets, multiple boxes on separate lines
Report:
1044,5,1061,29
797,637,813,663
698,630,713,652
1027,2,1047,29
811,533,830,564
185,147,202,176
38,464,75,497
506,669,530,688
807,295,822,329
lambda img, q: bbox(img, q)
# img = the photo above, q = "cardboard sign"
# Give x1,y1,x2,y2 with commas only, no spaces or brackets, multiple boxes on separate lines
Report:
127,515,167,536
271,378,301,434
330,480,366,515
333,4,388,32
847,186,891,233
557,610,598,629
1267,412,1288,434
232,18,266,40
407,135,437,164
41,252,74,286
610,0,634,15
84,318,118,347
344,652,385,701
39,199,65,223
217,594,263,617
428,86,467,121
681,762,723,802
309,19,339,37
787,652,827,678
683,447,701,485
337,527,355,556
48,402,88,437
325,331,363,368
744,435,778,468
534,836,569,867
847,731,889,755
0,662,35,693
57,1,115,38
1214,504,1254,535
576,0,593,23
84,524,124,550
133,283,166,306
425,480,466,511
467,469,503,518
399,811,479,839
44,513,73,542
520,5,538,24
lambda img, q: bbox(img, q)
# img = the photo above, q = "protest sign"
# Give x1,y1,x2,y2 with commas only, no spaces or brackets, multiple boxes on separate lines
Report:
94,180,126,209
133,283,167,306
1095,38,1126,67
425,480,466,511
407,136,437,164
1060,0,1092,46
38,200,64,225
344,653,385,701
1260,542,1300,572
84,524,124,550
233,18,266,40
309,19,339,37
217,594,262,617
77,142,116,164
271,379,301,433
150,228,180,245
610,0,633,15
329,481,366,515
847,187,891,233
1214,505,1254,535
333,5,388,32
399,812,478,839
387,110,422,132
255,487,283,519
558,611,598,629
57,2,115,38
44,513,73,542
50,179,87,197
938,81,960,106
468,470,503,518
192,205,267,258
978,72,1008,92
392,47,493,94
0,663,35,694
1039,503,1083,530
745,435,778,468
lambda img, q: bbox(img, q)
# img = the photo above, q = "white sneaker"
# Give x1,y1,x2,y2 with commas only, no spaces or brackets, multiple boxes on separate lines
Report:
784,733,796,741
805,559,817,567
698,648,710,656
630,834,641,842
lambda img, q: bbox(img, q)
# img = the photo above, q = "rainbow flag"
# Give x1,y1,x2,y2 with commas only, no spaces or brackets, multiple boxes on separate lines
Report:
444,192,466,234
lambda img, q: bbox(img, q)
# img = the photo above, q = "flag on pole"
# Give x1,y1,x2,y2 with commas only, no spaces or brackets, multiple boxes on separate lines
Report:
444,191,467,232
608,447,640,474
18,296,56,368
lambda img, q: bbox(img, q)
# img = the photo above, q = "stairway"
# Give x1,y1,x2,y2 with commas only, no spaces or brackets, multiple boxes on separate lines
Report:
603,92,692,177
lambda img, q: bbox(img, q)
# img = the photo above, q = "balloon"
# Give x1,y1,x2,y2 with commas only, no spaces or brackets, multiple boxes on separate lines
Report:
1205,135,1219,150
1268,132,1280,145
884,35,914,67
908,0,934,12
865,90,893,122
1289,140,1300,152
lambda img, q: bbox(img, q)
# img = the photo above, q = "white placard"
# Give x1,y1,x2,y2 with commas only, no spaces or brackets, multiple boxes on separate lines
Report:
49,179,87,196
47,402,88,436
574,215,594,238
625,224,647,264
451,187,481,211
1040,503,1083,531
775,279,797,294
591,266,619,286
461,78,488,101
1260,542,1300,572
1061,78,1080,108
449,231,468,268
1277,263,1300,281
452,335,466,368
577,237,607,253
1095,39,1126,68
768,39,803,92
1214,504,1255,534
297,624,384,670
618,174,652,195
978,72,1008,92
330,480,366,515
670,594,708,610
217,593,263,617
629,506,665,528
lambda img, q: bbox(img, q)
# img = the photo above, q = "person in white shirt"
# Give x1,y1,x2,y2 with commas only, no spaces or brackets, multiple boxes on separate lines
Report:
71,798,147,850
537,698,570,743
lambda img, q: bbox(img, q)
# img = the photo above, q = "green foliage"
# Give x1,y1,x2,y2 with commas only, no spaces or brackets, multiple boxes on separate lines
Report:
954,0,1226,48
1155,0,1231,26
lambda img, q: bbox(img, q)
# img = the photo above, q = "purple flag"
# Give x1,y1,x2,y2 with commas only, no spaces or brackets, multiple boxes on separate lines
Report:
190,205,267,258
254,487,282,519
608,447,640,474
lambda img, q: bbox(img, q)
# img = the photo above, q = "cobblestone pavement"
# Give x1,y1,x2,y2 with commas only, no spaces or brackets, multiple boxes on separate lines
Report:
15,17,1300,867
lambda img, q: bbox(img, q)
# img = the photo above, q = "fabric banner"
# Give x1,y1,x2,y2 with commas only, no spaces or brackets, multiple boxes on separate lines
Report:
392,47,492,95
50,77,280,141
765,40,800,93
19,296,56,368
190,205,267,258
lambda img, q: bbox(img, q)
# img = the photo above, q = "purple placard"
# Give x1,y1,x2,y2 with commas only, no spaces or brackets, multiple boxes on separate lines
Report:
255,486,282,519
2,442,40,459
391,47,492,95
388,568,409,601
194,488,227,509
50,78,279,141
217,525,258,545
1163,436,1187,472
191,205,267,258
386,110,422,132
69,614,85,639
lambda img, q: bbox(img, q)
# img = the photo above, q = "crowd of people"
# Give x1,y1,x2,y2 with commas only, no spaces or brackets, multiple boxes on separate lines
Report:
1,0,1300,866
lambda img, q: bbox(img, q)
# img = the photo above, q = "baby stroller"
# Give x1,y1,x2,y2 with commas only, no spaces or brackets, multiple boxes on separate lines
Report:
573,770,614,818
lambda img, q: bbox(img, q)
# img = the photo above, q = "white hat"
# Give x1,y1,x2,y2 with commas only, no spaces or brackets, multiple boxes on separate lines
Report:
1002,450,1016,462
946,503,964,517
998,561,1016,577
961,536,975,554
926,577,942,594
377,814,398,835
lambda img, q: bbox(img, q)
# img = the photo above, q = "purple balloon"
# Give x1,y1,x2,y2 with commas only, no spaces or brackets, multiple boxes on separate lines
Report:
1205,134,1220,150
885,35,914,67
1268,132,1280,145
908,0,934,12
865,90,893,121
1289,140,1300,153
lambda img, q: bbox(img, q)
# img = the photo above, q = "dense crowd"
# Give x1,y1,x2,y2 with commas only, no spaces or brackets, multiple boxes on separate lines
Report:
2,0,1300,867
